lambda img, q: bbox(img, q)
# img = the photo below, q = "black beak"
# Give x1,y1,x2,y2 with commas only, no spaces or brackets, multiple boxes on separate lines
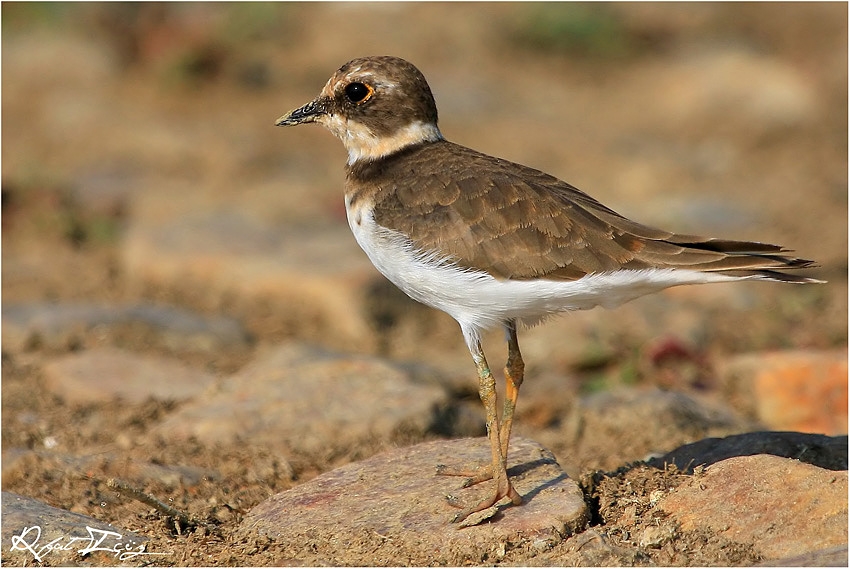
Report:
275,98,325,126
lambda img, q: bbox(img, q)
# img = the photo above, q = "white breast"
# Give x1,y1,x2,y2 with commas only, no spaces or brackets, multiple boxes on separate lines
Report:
347,204,741,346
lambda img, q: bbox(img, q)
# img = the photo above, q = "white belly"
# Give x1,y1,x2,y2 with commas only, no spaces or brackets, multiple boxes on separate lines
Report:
347,205,739,334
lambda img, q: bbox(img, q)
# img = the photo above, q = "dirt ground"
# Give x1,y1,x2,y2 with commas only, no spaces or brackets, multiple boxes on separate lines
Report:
2,3,847,566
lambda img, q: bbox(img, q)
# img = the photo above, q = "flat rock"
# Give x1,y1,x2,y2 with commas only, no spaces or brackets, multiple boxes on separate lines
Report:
2,302,249,353
648,431,848,473
2,492,158,565
42,347,217,404
152,343,452,454
658,454,848,561
559,387,755,473
122,200,381,352
240,437,588,565
718,350,848,435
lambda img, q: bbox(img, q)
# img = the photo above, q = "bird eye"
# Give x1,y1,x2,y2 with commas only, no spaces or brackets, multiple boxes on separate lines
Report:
344,82,373,104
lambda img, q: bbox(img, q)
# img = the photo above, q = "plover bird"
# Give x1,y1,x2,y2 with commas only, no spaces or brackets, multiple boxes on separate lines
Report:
276,56,821,524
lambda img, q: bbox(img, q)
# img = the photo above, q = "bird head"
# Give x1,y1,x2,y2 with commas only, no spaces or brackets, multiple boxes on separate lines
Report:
276,56,443,165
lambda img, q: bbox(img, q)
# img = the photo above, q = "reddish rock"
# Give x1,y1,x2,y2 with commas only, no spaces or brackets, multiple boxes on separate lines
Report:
42,347,216,404
659,454,848,561
719,350,848,435
241,437,588,565
152,343,451,454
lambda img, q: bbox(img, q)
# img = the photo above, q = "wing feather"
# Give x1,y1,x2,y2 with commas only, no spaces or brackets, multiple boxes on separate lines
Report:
347,140,818,282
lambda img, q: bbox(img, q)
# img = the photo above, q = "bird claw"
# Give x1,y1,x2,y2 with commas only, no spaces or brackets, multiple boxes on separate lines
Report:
445,480,522,525
454,504,500,527
444,494,463,508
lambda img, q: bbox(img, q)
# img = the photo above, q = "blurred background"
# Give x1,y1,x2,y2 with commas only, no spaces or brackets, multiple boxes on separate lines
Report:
2,5,847,563
2,0,847,472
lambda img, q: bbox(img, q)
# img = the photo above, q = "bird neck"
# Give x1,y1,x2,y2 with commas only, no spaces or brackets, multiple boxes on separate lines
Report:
343,120,443,166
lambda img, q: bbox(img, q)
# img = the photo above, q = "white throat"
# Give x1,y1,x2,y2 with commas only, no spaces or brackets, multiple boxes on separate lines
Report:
321,116,443,165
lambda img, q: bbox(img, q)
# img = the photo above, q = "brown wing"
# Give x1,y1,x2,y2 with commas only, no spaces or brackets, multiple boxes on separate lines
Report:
350,140,817,282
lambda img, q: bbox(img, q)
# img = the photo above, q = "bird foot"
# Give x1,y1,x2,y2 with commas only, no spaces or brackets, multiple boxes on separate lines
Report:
435,463,494,488
447,480,522,526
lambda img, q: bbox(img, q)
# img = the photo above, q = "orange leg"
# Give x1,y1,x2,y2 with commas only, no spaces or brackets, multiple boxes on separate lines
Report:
440,323,523,524
499,320,525,460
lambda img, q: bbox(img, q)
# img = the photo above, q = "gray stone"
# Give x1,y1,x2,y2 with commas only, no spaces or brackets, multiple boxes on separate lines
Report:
766,545,848,567
241,437,588,565
3,304,122,351
1,302,249,353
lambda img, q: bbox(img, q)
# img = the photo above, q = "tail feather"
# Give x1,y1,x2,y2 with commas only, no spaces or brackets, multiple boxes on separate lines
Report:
722,269,825,284
660,236,824,284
